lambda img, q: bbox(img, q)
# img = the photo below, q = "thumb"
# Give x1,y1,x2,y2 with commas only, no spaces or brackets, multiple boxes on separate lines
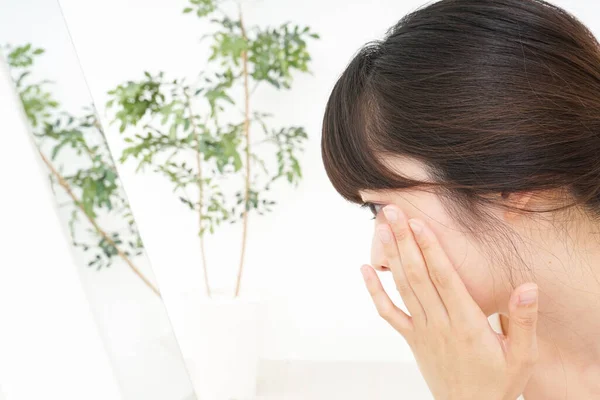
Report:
506,283,539,364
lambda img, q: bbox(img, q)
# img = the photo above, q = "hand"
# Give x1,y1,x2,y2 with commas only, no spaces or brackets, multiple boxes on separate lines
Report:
360,205,539,400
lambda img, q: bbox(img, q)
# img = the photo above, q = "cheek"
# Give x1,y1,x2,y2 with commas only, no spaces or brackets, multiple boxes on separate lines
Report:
429,224,499,315
370,205,501,315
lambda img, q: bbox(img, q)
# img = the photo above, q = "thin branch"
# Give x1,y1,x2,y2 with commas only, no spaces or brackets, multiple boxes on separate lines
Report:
143,124,169,137
89,116,119,173
235,3,251,298
38,150,161,298
184,90,212,298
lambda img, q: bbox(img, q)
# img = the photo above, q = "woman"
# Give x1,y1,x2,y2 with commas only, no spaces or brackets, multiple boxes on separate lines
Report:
322,0,600,398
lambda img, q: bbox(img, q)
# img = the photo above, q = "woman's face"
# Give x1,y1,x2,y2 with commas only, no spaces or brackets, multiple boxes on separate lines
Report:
360,158,511,316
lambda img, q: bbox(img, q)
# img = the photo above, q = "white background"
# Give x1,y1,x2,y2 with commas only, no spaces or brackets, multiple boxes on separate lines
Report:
57,0,424,363
1,0,599,399
0,56,122,400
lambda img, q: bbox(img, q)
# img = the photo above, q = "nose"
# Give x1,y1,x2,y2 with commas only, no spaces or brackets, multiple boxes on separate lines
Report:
371,230,391,272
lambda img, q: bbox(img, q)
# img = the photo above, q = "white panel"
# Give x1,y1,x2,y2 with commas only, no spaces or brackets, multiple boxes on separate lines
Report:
0,56,122,400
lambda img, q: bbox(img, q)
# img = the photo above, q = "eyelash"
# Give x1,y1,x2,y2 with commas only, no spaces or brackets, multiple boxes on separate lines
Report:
361,202,385,220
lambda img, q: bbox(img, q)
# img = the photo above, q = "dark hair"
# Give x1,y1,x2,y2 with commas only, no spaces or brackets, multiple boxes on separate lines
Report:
322,0,600,226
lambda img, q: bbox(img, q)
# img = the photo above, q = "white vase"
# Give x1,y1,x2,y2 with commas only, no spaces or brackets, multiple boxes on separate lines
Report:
180,291,263,400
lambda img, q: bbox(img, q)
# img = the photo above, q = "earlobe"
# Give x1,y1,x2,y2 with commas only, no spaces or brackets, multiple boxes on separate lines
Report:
503,191,535,220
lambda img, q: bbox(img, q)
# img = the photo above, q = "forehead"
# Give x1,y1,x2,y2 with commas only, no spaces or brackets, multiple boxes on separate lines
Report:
359,155,432,201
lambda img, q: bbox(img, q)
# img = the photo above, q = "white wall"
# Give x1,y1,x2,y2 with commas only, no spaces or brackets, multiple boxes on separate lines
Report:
0,55,122,400
55,0,411,363
55,0,600,363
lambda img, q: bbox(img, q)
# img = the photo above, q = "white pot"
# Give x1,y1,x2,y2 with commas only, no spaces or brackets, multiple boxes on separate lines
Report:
180,291,263,400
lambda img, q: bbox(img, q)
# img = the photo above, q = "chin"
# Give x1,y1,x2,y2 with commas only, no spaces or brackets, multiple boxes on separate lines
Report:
464,283,499,317
471,302,497,319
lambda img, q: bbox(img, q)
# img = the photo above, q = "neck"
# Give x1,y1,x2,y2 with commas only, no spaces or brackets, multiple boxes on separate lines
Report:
518,216,600,398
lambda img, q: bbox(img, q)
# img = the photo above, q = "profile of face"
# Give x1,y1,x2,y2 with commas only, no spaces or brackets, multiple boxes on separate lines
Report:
359,157,510,318
321,0,600,322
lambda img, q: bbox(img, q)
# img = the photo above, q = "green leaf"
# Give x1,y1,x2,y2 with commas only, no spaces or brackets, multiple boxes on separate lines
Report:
183,7,193,13
232,153,242,171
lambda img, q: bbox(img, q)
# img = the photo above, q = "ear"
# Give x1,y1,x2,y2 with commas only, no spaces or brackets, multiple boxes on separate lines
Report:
501,191,535,221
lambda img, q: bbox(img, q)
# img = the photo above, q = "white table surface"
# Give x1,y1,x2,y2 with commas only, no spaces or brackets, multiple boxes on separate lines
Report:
254,360,432,400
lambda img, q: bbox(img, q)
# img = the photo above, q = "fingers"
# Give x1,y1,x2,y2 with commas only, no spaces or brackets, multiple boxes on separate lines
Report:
380,206,449,325
361,264,413,335
407,217,482,322
376,224,426,324
506,283,539,366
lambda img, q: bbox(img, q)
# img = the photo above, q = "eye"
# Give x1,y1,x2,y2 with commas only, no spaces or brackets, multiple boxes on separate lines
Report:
361,202,384,220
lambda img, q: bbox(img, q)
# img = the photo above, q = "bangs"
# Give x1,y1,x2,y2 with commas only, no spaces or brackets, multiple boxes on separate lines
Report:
321,44,423,204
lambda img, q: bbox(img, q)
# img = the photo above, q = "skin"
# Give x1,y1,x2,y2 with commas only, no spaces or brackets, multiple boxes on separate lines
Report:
359,158,600,400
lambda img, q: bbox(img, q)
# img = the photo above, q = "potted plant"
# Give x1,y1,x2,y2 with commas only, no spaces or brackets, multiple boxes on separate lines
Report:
105,1,319,398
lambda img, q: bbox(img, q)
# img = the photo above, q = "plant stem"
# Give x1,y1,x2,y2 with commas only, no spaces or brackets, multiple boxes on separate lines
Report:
234,4,251,298
38,150,162,298
185,91,212,298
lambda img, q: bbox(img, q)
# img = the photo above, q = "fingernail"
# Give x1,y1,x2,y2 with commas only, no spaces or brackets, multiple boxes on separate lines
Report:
519,288,538,306
360,265,370,281
408,219,423,235
377,227,391,243
383,206,398,222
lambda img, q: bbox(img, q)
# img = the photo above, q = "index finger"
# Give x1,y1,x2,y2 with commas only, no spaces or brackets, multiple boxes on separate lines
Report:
407,218,481,322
